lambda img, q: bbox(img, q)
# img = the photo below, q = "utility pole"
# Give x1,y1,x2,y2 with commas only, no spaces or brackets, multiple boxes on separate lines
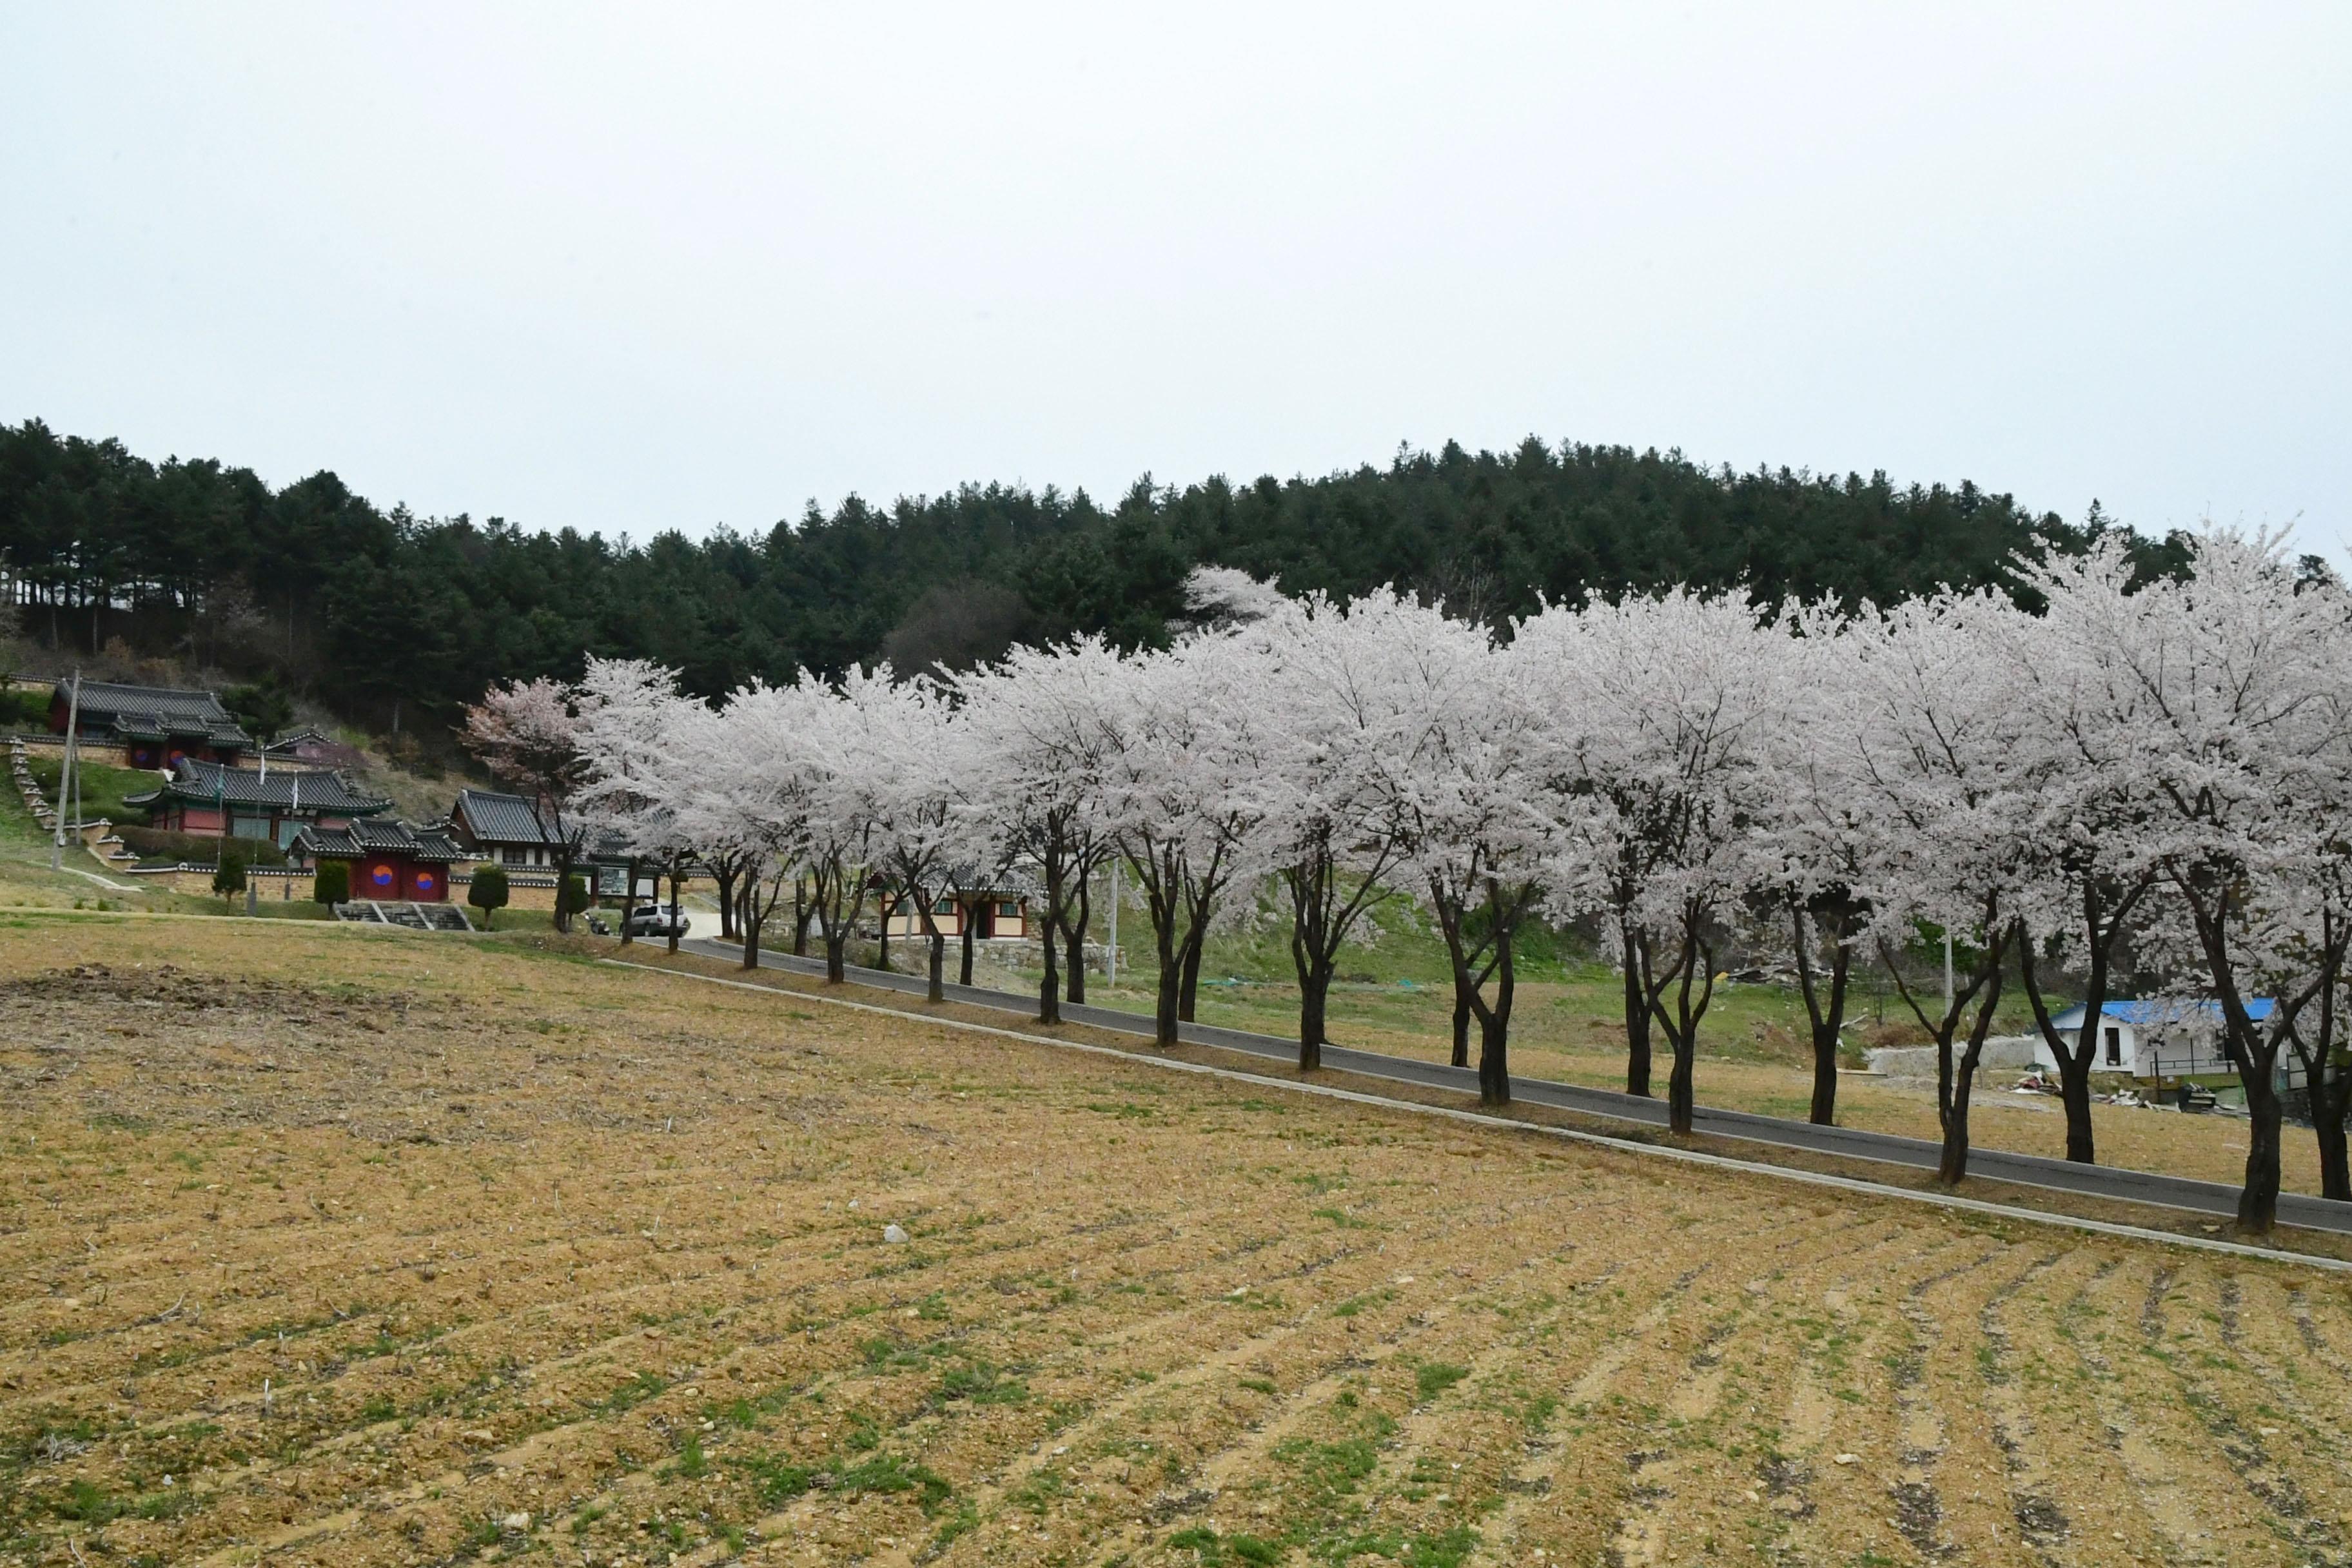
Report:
51,670,79,872
1106,858,1119,987
1943,930,1954,1019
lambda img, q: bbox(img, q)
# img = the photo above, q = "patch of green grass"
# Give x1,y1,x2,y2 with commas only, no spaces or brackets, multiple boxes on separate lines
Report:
1415,1362,1469,1402
935,1358,1028,1406
1006,1466,1066,1513
54,1478,121,1524
1311,1206,1370,1229
674,1431,708,1480
836,1451,953,1514
736,1451,814,1505
929,1499,981,1554
1331,1289,1395,1318
599,1371,667,1413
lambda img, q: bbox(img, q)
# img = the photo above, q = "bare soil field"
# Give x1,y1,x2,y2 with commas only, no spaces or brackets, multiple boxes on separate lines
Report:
4,914,2351,1568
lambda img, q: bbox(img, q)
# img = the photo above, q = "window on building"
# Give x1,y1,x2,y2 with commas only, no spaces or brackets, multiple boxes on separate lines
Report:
503,847,526,867
2104,1026,2122,1066
996,901,1019,919
934,897,955,915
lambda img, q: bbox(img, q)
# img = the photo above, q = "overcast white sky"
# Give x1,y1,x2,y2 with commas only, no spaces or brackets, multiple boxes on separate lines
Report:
4,5,2346,553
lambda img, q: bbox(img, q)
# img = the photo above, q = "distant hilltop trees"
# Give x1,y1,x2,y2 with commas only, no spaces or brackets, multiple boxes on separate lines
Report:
0,418,2180,732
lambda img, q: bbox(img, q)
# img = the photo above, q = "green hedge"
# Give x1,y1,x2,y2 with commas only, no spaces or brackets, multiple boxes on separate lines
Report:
115,825,288,867
0,689,51,729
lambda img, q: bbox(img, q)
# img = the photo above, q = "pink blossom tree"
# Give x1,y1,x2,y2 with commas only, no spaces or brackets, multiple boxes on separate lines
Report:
461,676,589,932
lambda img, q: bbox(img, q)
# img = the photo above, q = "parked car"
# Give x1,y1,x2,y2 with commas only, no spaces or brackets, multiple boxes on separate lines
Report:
623,904,687,938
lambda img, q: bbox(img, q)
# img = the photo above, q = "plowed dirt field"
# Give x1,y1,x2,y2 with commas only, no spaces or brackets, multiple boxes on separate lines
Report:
3,913,2350,1568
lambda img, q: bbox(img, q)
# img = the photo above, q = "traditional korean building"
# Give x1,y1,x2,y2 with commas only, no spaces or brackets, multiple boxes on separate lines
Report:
50,681,251,768
293,818,465,903
879,870,1035,939
257,727,369,773
125,758,393,847
447,788,571,869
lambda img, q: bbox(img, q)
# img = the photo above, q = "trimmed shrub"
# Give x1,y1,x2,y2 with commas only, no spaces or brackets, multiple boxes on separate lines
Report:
313,861,349,905
212,850,247,897
467,865,509,930
559,874,590,921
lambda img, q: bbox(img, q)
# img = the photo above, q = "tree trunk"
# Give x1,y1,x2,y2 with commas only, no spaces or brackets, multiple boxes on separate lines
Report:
1808,1032,1839,1128
876,897,892,972
1936,946,2005,1186
2317,1112,2350,1204
2057,1063,2096,1164
1178,930,1204,1023
1037,861,1064,1026
666,863,682,956
1475,929,1514,1106
1937,1064,1975,1185
1622,923,1652,1097
1064,919,1086,1004
1450,977,1472,1070
824,933,847,985
2238,1068,2283,1232
792,877,812,957
714,864,738,940
1063,871,1093,1004
741,896,762,971
959,903,977,987
1038,929,1061,1025
926,923,945,1005
1298,959,1330,1073
1153,924,1182,1049
1667,1032,1696,1137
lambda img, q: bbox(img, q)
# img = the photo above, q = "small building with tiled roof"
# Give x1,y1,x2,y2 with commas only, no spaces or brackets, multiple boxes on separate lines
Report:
257,727,369,773
293,818,465,903
51,680,251,768
125,758,392,847
880,867,1037,939
448,787,572,870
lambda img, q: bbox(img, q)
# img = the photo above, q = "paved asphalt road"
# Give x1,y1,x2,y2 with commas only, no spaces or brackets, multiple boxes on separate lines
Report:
675,937,2352,1237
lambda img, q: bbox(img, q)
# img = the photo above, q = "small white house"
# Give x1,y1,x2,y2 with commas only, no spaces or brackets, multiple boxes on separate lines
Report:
2036,998,2274,1079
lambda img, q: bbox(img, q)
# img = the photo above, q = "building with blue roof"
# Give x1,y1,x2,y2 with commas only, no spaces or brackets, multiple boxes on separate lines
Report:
2036,997,2277,1080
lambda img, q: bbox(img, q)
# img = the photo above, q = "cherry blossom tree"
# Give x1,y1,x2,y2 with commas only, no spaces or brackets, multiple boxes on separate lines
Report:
571,657,696,952
1520,589,1790,1137
1841,589,2040,1186
1749,605,1877,1125
461,676,589,932
956,638,1124,1025
1995,540,2170,1163
1095,634,1274,1047
1395,619,1541,1104
1254,587,1467,1070
841,667,976,1003
2080,531,2352,1229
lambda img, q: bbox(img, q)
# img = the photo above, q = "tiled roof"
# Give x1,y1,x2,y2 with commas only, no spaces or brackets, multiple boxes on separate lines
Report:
453,788,565,846
130,759,392,815
60,681,252,747
295,818,465,863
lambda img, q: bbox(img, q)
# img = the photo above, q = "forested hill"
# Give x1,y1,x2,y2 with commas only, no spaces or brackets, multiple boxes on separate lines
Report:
0,418,2158,728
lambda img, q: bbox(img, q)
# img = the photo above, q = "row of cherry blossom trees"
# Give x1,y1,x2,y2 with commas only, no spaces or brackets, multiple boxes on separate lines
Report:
469,529,2352,1232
